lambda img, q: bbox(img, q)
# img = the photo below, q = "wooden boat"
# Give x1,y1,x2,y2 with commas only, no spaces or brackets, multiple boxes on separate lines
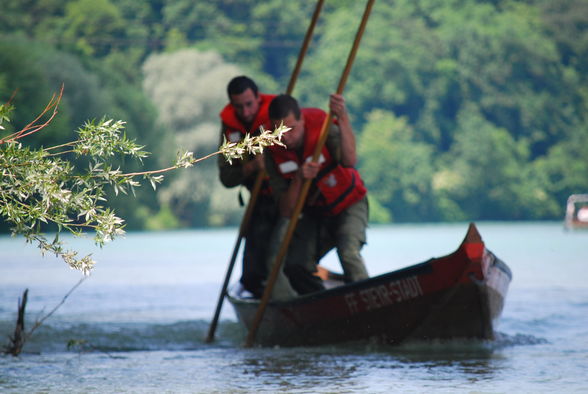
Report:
228,223,512,347
565,194,588,230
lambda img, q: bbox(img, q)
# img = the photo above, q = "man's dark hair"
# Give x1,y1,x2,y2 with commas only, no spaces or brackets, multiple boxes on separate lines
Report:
269,94,301,120
227,75,258,97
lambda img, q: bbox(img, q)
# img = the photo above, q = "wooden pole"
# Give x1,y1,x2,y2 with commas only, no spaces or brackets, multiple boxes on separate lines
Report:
205,174,263,343
205,0,325,343
245,0,376,348
286,0,324,95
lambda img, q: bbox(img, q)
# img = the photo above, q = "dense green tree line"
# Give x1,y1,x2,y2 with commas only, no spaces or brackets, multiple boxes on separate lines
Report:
1,0,587,227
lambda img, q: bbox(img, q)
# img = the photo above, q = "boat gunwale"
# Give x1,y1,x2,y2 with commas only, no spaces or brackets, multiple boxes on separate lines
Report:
228,258,434,307
228,224,511,308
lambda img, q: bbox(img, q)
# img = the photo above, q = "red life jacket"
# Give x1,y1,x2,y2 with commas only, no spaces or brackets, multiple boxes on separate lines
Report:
268,108,367,215
219,93,276,141
219,93,276,194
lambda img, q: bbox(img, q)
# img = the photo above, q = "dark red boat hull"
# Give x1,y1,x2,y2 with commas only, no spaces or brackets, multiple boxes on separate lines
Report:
228,223,512,347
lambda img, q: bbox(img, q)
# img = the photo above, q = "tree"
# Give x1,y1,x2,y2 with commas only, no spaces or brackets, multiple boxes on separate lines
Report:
358,110,436,222
250,1,319,84
435,106,559,220
4,0,587,223
0,92,288,273
0,34,176,231
60,0,126,57
532,126,588,213
295,0,588,221
141,48,272,226
0,39,72,149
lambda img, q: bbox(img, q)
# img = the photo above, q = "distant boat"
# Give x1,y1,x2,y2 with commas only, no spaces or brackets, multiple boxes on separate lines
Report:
228,223,512,347
565,194,588,230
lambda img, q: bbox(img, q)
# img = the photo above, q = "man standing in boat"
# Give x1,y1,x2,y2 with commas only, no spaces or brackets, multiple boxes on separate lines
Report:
265,93,369,295
218,76,278,298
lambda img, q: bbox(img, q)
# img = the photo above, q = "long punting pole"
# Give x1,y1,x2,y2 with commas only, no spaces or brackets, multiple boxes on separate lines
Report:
206,0,325,344
245,0,376,348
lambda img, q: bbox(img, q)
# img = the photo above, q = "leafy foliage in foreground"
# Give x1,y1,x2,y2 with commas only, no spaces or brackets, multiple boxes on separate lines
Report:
0,95,288,274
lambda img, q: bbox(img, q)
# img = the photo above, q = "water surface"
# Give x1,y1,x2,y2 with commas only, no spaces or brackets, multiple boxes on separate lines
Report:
1,222,587,392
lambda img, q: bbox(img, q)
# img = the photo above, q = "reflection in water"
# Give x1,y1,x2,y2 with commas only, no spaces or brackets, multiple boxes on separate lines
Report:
239,348,365,392
231,337,522,392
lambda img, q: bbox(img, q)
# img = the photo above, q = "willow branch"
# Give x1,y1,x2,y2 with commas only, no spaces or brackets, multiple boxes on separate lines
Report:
43,141,77,152
0,85,63,144
44,149,76,158
24,277,88,342
119,150,221,177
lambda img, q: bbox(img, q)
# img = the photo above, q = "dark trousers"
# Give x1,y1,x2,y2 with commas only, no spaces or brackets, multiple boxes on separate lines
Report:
240,194,279,298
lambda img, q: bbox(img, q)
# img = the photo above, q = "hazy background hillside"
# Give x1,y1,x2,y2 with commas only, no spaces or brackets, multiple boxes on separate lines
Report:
1,0,586,229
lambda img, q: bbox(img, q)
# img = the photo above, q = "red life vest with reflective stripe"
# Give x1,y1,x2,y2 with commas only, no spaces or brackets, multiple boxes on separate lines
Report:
268,108,367,215
219,94,276,141
219,93,276,194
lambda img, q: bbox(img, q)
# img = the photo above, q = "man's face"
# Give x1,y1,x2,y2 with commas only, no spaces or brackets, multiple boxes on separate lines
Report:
229,88,261,124
273,112,305,150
